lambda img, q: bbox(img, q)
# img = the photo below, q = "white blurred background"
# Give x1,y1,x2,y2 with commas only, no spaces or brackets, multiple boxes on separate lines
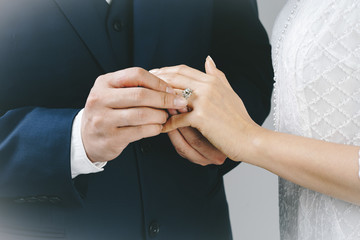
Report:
224,0,287,239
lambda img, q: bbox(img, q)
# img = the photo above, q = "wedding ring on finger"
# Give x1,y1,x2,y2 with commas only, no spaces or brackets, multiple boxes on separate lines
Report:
182,88,193,99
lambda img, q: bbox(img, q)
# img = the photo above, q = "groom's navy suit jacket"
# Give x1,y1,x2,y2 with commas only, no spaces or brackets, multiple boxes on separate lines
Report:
0,0,273,239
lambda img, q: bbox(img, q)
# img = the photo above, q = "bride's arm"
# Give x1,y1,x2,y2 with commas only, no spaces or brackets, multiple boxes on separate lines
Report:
252,128,360,205
153,57,360,205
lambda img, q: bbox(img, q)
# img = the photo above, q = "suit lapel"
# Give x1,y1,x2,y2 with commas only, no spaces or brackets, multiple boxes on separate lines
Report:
53,0,118,73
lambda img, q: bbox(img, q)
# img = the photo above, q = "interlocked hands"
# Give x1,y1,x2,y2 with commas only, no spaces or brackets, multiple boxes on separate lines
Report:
82,66,228,166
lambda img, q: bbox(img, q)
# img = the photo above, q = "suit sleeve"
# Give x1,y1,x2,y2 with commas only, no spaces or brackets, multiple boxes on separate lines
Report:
0,0,103,205
0,107,84,206
211,0,274,175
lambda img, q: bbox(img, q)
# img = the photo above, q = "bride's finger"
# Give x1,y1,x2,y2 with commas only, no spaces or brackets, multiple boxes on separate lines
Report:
156,65,208,82
172,90,192,113
154,72,201,90
168,109,178,116
178,107,189,113
162,112,193,133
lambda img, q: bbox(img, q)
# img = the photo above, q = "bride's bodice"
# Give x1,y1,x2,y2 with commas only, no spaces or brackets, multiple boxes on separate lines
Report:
272,0,360,239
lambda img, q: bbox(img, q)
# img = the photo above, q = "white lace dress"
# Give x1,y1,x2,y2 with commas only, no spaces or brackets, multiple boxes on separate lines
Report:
272,0,360,239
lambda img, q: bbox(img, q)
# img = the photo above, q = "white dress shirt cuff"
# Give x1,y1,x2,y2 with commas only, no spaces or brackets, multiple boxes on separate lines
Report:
70,109,106,179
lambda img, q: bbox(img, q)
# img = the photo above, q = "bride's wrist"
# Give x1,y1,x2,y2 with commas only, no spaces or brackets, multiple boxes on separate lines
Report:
240,125,272,165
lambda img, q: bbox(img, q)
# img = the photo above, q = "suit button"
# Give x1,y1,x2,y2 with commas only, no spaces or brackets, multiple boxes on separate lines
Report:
113,20,123,32
149,222,160,237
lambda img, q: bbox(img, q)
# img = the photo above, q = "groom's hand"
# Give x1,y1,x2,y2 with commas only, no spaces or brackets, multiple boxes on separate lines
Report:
81,67,188,163
167,107,226,166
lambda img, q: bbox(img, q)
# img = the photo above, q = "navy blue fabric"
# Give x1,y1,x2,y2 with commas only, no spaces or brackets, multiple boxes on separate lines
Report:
0,0,273,239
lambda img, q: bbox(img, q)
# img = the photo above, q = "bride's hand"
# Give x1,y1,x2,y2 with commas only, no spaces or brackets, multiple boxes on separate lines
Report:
152,57,263,162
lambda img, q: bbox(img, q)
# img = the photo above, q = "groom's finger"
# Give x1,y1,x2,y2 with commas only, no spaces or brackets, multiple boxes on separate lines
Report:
167,130,209,166
178,127,226,163
105,67,171,92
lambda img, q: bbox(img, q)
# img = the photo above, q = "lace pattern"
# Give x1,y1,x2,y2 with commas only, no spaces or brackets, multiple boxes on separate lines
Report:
272,0,360,239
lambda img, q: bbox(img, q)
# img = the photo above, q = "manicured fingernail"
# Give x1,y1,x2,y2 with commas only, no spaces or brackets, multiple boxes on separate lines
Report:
149,69,160,74
207,55,216,67
174,97,188,107
166,86,175,94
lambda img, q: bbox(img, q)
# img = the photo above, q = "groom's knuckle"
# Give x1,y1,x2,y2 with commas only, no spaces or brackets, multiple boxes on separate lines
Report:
133,88,146,101
136,109,146,122
132,67,146,77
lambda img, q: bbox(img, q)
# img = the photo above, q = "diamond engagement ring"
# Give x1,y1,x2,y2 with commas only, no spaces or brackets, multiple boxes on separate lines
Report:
182,88,193,99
